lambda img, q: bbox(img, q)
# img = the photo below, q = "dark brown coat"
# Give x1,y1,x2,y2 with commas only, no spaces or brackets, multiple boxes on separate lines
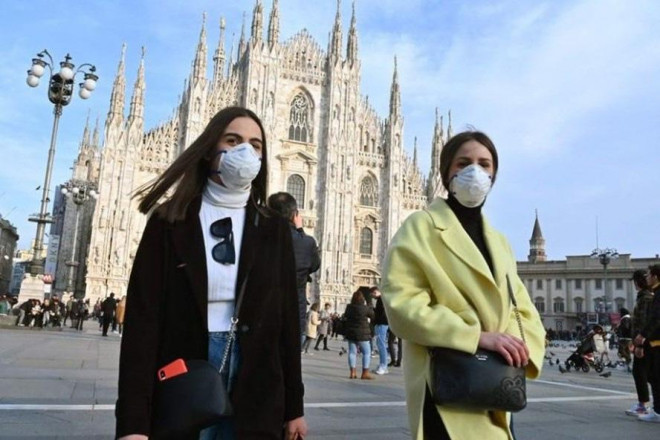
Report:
115,198,304,439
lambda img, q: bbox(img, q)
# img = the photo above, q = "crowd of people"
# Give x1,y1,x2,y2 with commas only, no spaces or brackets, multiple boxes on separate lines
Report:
9,295,91,329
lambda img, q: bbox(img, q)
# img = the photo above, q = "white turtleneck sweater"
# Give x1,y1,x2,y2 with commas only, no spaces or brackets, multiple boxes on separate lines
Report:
199,178,249,332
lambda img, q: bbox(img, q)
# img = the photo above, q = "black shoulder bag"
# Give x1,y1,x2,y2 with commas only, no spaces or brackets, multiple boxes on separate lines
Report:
429,275,527,412
150,232,251,439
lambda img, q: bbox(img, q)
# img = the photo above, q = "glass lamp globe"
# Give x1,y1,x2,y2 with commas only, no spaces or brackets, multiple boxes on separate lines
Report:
83,78,97,91
61,188,69,195
72,187,80,194
27,75,39,87
30,63,45,78
59,66,74,81
89,190,98,199
79,87,91,99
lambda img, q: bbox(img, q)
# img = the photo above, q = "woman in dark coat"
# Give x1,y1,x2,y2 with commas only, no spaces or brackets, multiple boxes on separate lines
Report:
343,289,375,380
115,107,306,440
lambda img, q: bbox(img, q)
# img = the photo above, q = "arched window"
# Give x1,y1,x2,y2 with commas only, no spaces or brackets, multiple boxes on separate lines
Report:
287,174,305,209
360,227,373,255
359,176,378,206
289,93,311,143
553,297,565,313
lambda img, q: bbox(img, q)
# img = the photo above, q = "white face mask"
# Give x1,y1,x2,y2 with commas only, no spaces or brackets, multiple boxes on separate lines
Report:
449,164,492,208
215,143,262,190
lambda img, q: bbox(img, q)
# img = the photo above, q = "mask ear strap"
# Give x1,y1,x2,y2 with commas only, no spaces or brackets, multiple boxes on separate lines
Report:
208,150,227,176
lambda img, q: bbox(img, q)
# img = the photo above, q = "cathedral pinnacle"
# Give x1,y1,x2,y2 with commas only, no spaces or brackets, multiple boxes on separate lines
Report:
239,12,247,56
330,0,343,61
192,13,208,82
107,43,127,122
92,116,100,148
213,17,227,86
268,0,280,48
389,56,401,119
447,109,453,139
81,111,91,148
413,136,418,167
251,0,264,42
128,46,146,124
346,0,358,66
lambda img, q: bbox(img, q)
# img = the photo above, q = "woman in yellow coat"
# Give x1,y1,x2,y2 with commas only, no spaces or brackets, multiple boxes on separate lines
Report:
382,131,546,439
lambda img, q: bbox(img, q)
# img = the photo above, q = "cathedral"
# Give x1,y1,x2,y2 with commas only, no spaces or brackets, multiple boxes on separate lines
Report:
73,0,453,309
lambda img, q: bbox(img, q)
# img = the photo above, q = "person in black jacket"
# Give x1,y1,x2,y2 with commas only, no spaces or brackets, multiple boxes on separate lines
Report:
636,265,660,422
371,287,390,375
625,270,654,416
344,289,375,380
101,293,117,336
267,192,321,340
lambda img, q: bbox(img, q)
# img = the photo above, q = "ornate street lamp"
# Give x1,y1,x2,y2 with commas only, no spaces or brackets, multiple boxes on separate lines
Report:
24,50,98,277
60,182,98,297
590,247,619,315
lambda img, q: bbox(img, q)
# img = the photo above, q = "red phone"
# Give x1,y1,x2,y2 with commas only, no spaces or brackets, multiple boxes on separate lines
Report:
158,358,188,381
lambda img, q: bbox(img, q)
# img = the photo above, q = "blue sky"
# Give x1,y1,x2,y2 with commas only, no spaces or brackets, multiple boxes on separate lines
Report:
1,0,659,261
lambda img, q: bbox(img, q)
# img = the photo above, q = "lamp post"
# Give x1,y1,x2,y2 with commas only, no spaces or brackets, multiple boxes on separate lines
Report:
25,50,98,277
60,182,98,298
590,247,619,316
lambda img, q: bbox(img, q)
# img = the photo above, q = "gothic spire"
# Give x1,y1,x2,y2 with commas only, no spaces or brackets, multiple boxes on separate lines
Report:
330,0,343,61
81,111,91,148
192,12,208,82
107,43,126,121
531,209,544,240
251,0,264,42
227,33,236,76
92,116,100,148
413,136,418,168
447,110,453,139
128,46,146,124
346,0,358,66
431,108,444,171
268,0,280,48
389,56,401,120
238,12,247,55
213,17,226,85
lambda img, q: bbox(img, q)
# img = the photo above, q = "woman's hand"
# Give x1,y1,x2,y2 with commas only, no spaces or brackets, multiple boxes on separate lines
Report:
478,332,529,368
284,416,308,440
117,435,147,440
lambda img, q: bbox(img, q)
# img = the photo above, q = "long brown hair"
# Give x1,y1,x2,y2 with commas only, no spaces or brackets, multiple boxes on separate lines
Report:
134,107,269,222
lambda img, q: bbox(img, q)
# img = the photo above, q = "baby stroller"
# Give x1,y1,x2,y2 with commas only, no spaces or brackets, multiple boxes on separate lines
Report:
564,333,605,373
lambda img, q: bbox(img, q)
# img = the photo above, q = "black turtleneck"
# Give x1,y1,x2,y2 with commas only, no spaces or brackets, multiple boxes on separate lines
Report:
446,194,494,275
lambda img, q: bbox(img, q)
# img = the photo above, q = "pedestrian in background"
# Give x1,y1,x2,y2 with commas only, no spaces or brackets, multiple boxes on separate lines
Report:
314,303,332,351
268,191,321,343
115,106,306,440
634,265,660,422
343,289,375,380
302,302,320,354
101,293,117,337
115,295,126,336
381,131,546,439
626,269,654,416
371,287,390,375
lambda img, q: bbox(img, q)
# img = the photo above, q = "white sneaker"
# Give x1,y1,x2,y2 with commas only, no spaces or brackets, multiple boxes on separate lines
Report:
638,409,660,423
625,402,649,416
374,367,389,375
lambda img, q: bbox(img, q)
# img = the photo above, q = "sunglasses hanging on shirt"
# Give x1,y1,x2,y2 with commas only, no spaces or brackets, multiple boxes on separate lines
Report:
210,217,236,265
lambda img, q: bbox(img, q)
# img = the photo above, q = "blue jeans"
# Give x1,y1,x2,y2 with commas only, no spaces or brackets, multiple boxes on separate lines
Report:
199,332,241,440
375,324,389,369
348,340,371,369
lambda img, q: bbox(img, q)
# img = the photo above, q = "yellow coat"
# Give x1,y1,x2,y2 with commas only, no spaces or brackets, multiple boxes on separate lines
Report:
382,198,546,440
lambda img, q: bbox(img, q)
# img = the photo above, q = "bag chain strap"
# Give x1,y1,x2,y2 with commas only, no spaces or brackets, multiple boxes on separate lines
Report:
217,270,250,375
507,274,526,344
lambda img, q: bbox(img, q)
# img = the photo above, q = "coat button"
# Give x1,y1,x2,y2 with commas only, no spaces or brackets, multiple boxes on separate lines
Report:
240,324,250,333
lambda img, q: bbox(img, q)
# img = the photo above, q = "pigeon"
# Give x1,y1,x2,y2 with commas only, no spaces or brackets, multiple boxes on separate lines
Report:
35,185,41,190
599,371,612,378
549,351,555,356
558,365,567,374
